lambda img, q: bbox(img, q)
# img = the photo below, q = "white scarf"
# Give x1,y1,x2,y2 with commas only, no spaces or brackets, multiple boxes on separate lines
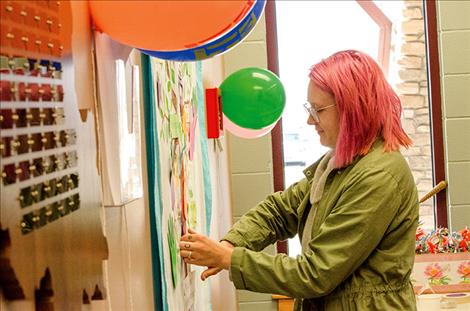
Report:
301,151,336,253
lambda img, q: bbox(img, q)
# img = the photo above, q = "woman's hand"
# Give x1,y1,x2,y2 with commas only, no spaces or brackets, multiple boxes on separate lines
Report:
179,229,234,281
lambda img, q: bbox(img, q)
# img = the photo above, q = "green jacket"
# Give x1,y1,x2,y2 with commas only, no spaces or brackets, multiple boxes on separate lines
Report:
223,140,419,310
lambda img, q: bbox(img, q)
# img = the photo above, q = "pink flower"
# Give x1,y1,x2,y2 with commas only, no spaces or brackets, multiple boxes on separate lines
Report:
424,263,444,279
457,261,470,278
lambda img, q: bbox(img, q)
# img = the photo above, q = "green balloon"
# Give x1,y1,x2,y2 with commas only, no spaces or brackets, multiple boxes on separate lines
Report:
220,67,286,129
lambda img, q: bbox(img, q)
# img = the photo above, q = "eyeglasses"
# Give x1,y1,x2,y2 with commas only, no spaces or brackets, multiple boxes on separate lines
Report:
303,102,336,123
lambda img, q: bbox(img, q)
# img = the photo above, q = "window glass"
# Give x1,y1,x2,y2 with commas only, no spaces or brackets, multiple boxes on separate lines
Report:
276,1,434,257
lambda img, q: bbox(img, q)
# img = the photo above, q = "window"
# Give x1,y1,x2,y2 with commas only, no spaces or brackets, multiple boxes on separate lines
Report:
266,1,446,257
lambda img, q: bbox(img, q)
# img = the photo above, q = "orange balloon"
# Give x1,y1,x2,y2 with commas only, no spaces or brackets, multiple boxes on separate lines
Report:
89,0,255,51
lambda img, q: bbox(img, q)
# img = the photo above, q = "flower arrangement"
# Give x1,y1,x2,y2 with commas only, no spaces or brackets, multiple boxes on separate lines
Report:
413,226,470,293
415,226,470,254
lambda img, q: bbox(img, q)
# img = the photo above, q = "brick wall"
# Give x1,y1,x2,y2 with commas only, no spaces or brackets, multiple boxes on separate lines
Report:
396,0,434,229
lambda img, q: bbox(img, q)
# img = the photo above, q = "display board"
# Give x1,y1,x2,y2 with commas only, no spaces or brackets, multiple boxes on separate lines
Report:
144,57,212,311
0,1,107,309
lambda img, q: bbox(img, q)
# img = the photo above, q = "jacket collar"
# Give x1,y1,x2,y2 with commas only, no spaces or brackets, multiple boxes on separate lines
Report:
302,138,384,180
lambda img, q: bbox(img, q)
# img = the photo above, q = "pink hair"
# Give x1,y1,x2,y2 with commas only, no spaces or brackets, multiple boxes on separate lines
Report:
309,50,412,168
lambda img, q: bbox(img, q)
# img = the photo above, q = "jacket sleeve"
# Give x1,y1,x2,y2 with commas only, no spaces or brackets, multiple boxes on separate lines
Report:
222,177,310,252
229,168,403,298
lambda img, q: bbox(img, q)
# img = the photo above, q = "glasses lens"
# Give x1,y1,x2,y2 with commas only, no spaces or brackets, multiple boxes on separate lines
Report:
304,103,318,122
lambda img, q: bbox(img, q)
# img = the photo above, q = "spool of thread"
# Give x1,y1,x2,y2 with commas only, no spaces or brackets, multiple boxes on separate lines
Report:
417,293,442,309
442,293,470,304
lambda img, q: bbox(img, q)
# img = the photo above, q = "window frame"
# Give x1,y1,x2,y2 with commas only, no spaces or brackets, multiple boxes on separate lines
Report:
266,1,448,254
356,0,392,76
423,0,447,227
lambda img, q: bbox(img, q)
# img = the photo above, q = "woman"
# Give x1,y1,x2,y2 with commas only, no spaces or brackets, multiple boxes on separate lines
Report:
180,50,418,310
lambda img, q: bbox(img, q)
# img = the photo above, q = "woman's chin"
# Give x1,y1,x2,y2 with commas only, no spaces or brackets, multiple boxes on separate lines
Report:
318,136,327,146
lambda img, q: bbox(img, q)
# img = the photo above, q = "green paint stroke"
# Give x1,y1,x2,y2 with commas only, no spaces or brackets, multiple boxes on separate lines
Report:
167,214,179,288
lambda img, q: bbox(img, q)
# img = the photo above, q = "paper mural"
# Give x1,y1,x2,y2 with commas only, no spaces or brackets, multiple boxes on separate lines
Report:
149,59,211,311
413,253,470,293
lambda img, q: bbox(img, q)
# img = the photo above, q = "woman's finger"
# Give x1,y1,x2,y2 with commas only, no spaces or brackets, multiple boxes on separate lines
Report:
179,241,193,250
180,250,192,259
201,267,222,281
180,249,212,267
181,251,205,266
181,228,200,242
180,233,194,242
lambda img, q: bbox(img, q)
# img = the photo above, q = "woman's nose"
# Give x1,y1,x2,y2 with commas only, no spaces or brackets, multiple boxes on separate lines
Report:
307,115,317,125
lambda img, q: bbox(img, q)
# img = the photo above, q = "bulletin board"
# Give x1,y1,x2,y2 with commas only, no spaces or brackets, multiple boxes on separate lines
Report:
142,56,212,311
